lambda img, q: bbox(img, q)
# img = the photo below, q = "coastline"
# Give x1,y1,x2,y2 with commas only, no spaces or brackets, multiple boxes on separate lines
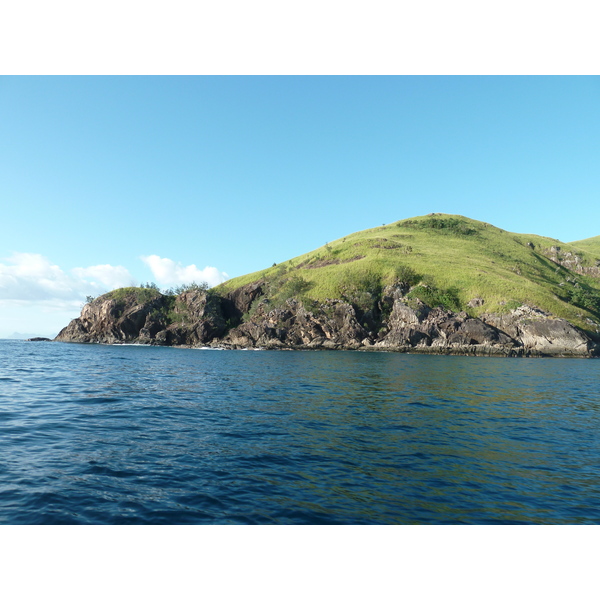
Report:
53,283,600,359
53,338,599,358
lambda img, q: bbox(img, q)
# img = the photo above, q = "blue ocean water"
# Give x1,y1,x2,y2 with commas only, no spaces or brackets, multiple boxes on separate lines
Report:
1,339,599,524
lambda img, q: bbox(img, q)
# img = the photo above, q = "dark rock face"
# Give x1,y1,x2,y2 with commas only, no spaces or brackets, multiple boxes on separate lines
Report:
54,284,597,357
55,293,167,344
220,282,265,325
55,289,226,346
157,290,227,346
26,337,52,342
373,293,516,354
223,298,369,349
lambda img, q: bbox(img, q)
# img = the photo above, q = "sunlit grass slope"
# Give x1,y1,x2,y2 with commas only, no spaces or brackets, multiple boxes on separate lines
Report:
572,235,600,257
218,214,600,332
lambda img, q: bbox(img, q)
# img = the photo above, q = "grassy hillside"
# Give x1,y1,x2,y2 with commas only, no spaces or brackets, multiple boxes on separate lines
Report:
572,235,600,257
217,214,600,334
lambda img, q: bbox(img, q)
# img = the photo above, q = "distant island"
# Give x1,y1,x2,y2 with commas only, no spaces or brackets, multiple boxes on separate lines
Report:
55,214,600,357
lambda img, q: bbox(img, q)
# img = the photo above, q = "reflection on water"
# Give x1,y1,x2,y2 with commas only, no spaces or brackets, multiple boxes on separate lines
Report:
0,340,599,524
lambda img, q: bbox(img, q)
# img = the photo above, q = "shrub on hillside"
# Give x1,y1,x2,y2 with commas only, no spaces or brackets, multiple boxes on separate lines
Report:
108,286,162,305
279,275,314,300
568,286,600,314
340,270,383,314
393,265,421,288
406,284,462,311
402,217,478,236
163,281,210,296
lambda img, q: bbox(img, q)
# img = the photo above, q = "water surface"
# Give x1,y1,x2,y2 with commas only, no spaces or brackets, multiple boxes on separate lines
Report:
1,340,599,524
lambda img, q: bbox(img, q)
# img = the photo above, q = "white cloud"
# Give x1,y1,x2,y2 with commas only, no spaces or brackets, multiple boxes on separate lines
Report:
0,253,137,338
71,264,133,290
140,255,228,288
0,252,134,302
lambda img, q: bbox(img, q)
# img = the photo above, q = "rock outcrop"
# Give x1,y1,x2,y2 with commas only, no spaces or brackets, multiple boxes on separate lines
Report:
481,305,592,356
56,292,165,344
55,289,226,346
54,283,598,357
222,297,369,349
543,246,600,278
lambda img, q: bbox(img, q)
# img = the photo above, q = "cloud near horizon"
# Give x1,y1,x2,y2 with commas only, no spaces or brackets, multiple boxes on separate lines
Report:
0,253,136,337
140,255,228,288
0,253,134,303
71,264,134,290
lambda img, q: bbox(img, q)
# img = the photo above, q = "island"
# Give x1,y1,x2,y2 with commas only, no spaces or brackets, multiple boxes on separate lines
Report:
55,214,600,357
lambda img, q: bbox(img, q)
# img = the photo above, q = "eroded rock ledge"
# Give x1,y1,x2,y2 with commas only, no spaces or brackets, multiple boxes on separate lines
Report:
55,283,598,357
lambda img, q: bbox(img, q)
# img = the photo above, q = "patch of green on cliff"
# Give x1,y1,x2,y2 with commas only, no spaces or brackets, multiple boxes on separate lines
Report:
106,286,163,305
217,214,600,334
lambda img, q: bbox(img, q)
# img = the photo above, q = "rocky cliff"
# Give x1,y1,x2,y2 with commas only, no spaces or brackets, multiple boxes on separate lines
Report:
55,282,598,357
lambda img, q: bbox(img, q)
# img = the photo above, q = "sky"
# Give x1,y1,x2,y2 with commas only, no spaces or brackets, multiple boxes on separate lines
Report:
1,75,599,337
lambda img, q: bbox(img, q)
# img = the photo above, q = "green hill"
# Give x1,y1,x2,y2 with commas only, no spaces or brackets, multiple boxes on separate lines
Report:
218,214,600,335
572,235,600,257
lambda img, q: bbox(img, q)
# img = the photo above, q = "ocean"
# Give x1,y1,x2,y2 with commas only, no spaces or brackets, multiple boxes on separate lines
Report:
1,339,599,524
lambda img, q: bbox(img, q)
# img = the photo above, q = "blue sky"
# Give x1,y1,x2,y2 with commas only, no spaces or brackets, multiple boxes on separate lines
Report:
1,76,599,337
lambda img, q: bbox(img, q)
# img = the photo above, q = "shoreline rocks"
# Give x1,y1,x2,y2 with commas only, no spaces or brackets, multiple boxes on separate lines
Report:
54,283,599,358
